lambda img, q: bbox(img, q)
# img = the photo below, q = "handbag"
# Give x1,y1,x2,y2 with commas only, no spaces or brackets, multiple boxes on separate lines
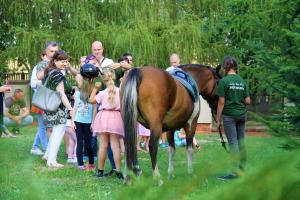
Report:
32,71,62,112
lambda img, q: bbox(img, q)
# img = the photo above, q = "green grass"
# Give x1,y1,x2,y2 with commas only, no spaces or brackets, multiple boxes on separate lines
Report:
0,126,299,200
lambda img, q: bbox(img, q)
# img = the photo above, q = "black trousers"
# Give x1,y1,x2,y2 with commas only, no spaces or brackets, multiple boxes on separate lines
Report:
75,121,94,166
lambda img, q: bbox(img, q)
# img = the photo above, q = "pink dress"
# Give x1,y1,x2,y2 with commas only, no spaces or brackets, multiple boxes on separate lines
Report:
92,87,124,137
138,123,150,136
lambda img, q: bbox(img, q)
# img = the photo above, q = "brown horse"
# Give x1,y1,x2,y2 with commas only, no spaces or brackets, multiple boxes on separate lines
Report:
120,64,220,184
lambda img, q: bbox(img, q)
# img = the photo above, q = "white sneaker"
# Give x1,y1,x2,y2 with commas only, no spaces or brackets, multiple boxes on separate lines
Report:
73,157,78,163
67,158,74,164
30,148,44,156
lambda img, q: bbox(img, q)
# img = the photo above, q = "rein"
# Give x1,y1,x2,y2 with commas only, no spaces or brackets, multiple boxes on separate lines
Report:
212,113,229,153
209,67,229,153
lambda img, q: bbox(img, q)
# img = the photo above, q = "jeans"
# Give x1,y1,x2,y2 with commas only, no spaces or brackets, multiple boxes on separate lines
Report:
32,114,47,150
222,114,247,172
75,122,94,166
3,115,33,130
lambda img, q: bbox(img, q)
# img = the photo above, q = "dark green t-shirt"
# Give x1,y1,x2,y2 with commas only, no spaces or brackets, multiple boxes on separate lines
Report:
5,96,26,116
216,74,249,117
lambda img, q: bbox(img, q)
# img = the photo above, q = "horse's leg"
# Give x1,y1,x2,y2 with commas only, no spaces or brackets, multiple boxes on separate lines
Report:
149,124,163,186
166,130,176,179
184,121,197,175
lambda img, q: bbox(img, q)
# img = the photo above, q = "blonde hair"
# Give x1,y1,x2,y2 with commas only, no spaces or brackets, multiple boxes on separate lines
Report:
102,67,117,107
80,78,94,103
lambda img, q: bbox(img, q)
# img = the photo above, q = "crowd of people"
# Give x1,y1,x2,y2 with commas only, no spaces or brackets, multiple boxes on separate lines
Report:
0,40,250,181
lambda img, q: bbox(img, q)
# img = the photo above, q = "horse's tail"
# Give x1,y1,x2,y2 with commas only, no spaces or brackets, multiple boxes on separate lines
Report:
121,68,142,170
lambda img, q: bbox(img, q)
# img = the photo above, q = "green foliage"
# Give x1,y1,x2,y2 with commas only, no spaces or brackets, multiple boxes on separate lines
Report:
0,0,299,134
1,126,299,199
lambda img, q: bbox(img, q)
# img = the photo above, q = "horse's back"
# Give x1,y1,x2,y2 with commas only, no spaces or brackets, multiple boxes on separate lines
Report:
138,67,176,120
138,67,195,130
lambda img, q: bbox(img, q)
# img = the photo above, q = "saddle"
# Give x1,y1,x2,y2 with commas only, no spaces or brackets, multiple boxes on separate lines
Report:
169,68,199,102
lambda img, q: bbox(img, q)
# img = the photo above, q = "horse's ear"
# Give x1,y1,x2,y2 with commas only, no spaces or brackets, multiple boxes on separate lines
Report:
216,64,221,72
216,64,222,78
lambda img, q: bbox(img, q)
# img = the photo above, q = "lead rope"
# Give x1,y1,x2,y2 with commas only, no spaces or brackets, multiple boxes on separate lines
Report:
209,76,229,153
212,113,229,153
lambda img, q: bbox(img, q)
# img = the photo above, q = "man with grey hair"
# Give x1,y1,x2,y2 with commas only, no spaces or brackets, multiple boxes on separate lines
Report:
29,41,59,155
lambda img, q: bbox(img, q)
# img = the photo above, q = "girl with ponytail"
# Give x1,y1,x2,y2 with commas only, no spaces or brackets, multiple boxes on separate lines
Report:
89,67,124,180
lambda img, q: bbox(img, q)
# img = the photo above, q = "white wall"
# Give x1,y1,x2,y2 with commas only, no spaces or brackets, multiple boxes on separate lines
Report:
197,96,212,124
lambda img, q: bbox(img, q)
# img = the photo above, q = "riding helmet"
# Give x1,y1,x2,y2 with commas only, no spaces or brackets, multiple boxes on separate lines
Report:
80,63,100,79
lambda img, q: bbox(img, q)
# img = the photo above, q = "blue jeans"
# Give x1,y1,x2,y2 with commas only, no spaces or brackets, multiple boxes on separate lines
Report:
222,114,247,172
3,115,33,130
32,113,47,151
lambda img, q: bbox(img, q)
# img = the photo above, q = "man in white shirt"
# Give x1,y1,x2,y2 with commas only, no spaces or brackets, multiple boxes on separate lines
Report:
91,41,114,69
166,53,181,72
30,42,59,155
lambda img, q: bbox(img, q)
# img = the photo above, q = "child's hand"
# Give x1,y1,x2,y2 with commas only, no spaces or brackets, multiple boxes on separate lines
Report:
94,82,101,89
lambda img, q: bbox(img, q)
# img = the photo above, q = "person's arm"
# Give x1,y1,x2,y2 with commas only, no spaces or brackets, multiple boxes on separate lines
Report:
79,56,87,66
4,110,17,121
121,63,132,70
71,97,78,130
216,96,225,127
66,65,79,77
90,104,97,132
89,82,101,104
0,86,10,93
18,107,30,119
56,82,74,117
92,104,97,120
110,62,121,69
37,69,45,80
30,67,39,89
74,74,83,88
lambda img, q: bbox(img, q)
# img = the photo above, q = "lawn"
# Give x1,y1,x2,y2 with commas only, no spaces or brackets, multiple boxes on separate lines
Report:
0,126,299,200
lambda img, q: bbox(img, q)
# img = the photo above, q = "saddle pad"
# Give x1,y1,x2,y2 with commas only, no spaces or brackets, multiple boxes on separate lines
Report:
169,68,199,102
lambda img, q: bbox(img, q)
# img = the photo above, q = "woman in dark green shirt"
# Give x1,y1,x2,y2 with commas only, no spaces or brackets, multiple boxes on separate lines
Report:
216,56,251,180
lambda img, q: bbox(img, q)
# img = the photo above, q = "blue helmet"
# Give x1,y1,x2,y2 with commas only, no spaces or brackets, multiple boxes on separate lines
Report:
80,63,99,80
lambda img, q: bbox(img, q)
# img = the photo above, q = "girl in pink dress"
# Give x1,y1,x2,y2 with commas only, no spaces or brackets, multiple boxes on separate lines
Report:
138,123,150,152
90,67,124,179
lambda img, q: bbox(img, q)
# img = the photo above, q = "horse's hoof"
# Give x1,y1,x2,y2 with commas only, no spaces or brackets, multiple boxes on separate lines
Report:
168,174,176,179
157,179,164,187
124,175,132,185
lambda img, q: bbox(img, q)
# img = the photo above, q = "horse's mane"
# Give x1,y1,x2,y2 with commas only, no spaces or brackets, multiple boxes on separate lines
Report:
178,63,222,80
178,63,210,69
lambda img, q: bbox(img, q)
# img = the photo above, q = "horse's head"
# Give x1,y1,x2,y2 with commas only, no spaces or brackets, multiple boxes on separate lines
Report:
179,64,222,114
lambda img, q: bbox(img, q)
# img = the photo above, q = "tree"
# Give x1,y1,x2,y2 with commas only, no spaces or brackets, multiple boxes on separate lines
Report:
1,0,299,135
